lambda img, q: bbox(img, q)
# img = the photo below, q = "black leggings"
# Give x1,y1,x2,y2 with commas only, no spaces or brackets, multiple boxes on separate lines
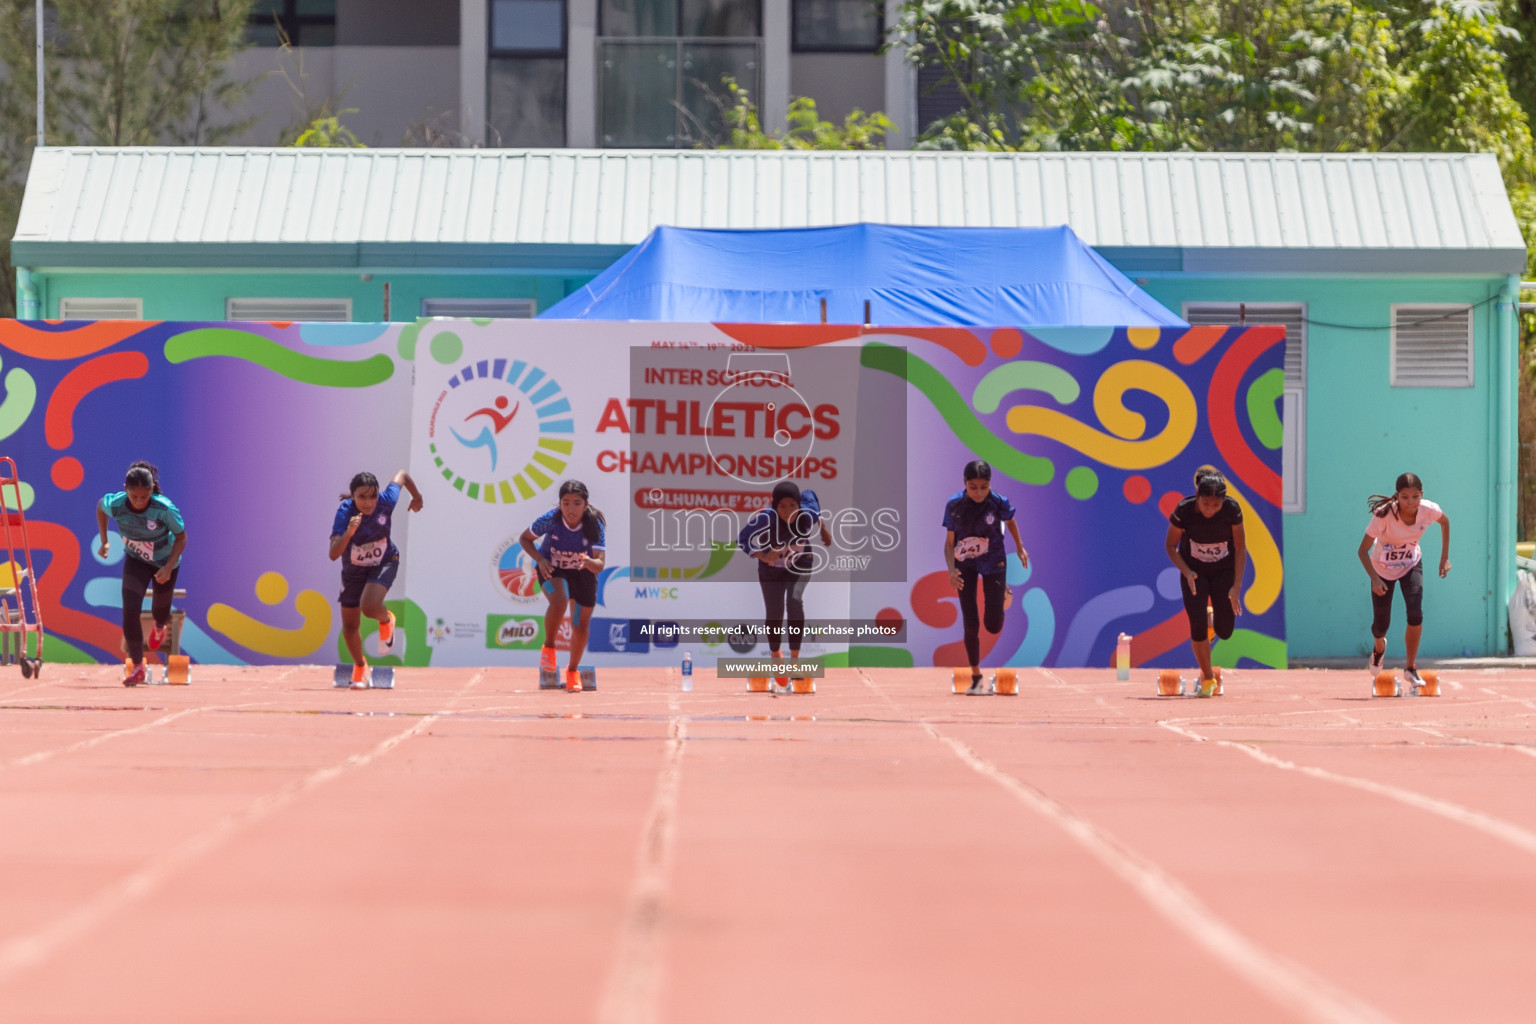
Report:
1181,565,1236,643
122,556,177,663
958,566,1007,667
761,573,810,654
1371,562,1424,637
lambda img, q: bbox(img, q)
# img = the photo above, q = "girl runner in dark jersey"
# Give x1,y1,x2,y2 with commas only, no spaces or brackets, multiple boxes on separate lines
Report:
329,470,424,688
1163,465,1245,694
943,460,1028,695
521,479,606,692
97,460,187,687
740,480,832,692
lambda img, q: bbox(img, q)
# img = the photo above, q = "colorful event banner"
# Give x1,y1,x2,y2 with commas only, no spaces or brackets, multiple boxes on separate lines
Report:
0,319,1284,671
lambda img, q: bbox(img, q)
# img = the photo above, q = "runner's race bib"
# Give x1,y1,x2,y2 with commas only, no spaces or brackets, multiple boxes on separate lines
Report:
550,548,586,571
1378,544,1417,565
350,538,387,567
954,536,990,562
1189,539,1229,563
123,537,155,562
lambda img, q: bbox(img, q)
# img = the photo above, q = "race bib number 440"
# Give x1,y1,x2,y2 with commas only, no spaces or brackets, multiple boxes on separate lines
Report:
350,539,387,566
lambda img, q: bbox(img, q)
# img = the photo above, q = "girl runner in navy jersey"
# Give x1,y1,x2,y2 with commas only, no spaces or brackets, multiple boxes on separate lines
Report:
97,461,187,687
944,460,1028,695
520,480,606,692
1357,472,1451,689
1164,465,1246,692
740,480,832,692
329,470,423,688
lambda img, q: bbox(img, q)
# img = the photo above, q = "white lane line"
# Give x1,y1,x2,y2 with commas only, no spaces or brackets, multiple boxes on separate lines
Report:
932,727,1394,1024
0,672,485,985
853,671,1395,1024
1412,725,1536,762
597,693,687,1024
1160,722,1536,856
4,708,205,768
1481,688,1536,710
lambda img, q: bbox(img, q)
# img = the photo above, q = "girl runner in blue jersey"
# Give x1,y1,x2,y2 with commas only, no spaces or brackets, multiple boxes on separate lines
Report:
943,460,1028,695
520,480,606,692
740,480,831,693
97,460,187,687
329,470,423,688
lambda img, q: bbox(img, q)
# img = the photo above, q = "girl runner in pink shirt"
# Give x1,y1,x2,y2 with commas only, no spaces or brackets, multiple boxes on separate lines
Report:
1356,472,1451,689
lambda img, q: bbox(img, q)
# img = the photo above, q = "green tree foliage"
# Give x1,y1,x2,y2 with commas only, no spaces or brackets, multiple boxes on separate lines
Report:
715,76,892,150
0,0,257,314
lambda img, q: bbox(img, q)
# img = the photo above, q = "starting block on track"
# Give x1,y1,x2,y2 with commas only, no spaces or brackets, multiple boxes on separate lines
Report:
333,665,394,689
951,668,1018,695
122,591,190,686
1156,666,1223,697
1373,670,1439,698
542,667,596,691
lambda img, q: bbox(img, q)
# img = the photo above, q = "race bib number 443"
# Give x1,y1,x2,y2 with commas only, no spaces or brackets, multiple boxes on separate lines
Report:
1189,539,1229,563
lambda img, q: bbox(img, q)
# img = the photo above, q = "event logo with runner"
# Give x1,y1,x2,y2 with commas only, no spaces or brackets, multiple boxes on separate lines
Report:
491,534,545,605
427,358,576,503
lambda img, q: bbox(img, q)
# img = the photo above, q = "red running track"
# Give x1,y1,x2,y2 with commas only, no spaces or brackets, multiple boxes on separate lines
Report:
0,664,1533,1023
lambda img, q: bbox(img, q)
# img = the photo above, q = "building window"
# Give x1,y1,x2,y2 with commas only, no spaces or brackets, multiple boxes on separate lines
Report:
247,0,337,46
489,0,568,146
1391,304,1473,388
422,298,537,318
58,298,143,321
227,298,351,322
1184,303,1307,514
598,0,760,147
793,0,880,52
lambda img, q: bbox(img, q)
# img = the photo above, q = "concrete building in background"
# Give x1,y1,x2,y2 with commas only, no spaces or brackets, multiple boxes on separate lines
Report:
234,0,918,148
11,147,1526,660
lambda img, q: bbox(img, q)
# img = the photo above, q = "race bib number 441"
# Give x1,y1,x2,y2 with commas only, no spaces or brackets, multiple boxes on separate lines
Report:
954,536,990,561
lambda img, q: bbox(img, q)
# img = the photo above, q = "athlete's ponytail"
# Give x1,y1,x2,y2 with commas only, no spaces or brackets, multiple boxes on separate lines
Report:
1368,472,1424,517
559,479,606,545
125,460,161,496
1193,465,1226,498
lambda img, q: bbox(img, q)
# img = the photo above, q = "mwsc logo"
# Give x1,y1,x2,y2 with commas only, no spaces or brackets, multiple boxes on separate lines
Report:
427,358,575,503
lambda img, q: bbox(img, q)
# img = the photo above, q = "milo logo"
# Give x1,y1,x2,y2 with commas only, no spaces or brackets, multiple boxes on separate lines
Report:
486,614,544,650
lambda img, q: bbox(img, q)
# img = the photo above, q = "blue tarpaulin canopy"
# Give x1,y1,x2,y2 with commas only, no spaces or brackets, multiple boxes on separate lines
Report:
541,223,1185,326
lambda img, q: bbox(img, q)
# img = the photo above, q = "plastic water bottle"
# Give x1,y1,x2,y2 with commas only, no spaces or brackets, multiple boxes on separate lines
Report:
681,651,693,691
1115,633,1131,681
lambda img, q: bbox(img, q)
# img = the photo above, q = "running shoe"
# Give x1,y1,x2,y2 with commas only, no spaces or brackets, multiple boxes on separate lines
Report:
376,611,396,656
123,662,146,687
1368,643,1386,676
539,646,557,673
771,678,791,695
566,667,582,692
1403,667,1423,692
1197,677,1218,698
350,663,371,689
147,621,168,651
965,676,990,696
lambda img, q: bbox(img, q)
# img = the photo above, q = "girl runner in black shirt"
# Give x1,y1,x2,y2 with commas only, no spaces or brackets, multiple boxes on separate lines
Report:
1163,465,1245,693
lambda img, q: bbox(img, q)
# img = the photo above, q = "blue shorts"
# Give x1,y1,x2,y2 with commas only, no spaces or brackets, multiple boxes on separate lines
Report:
339,558,398,608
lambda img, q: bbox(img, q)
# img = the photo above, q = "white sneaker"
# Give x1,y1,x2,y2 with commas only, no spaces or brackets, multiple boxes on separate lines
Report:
1368,644,1385,676
965,677,991,696
1403,667,1423,693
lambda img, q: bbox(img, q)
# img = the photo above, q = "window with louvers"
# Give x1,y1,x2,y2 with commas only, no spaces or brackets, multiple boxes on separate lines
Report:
226,298,351,322
421,298,536,319
1390,305,1473,388
58,298,143,320
1183,303,1306,513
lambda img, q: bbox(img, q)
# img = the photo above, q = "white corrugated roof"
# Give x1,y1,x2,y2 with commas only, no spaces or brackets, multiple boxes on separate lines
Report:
14,146,1525,256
